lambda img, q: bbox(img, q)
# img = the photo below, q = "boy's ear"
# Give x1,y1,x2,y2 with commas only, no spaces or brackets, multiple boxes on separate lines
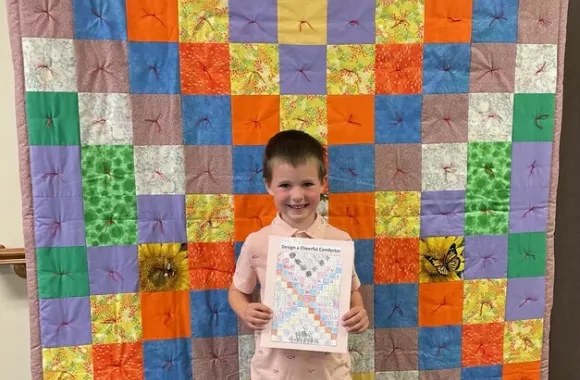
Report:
321,175,328,189
264,179,274,196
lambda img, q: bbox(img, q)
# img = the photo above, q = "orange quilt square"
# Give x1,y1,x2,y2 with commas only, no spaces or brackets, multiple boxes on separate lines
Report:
234,194,278,242
232,95,280,145
375,238,419,283
327,95,374,145
424,0,472,43
93,343,143,380
462,323,504,367
503,361,540,380
180,43,230,94
189,242,235,290
376,44,423,94
141,290,191,340
419,281,463,326
328,192,375,239
126,0,179,42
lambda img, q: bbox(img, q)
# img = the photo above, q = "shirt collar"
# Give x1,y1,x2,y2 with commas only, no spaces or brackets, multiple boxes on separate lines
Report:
271,212,327,239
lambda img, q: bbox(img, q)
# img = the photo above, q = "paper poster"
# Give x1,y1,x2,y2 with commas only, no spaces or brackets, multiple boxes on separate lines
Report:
260,235,354,353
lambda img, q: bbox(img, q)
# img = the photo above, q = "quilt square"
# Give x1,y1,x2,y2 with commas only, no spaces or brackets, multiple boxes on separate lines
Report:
229,0,277,43
93,342,143,380
131,94,183,146
418,325,462,370
503,361,541,380
78,93,133,145
72,0,127,40
33,196,85,248
503,319,543,363
185,146,233,194
126,0,179,42
422,43,471,94
505,277,546,321
328,96,374,144
511,142,552,190
20,0,74,39
421,143,468,191
421,94,468,144
515,44,558,93
462,324,504,367
128,42,180,94
22,37,77,92
508,232,547,278
375,238,419,284
424,0,472,42
375,144,422,191
348,329,375,373
87,245,139,295
420,190,465,238
182,95,232,145
468,93,514,142
464,199,510,236
472,0,519,42
354,240,374,285
30,146,82,197
40,296,92,348
512,94,556,142
277,0,327,44
192,337,239,380
190,289,238,338
280,44,326,95
238,335,255,379
376,0,424,44
25,92,80,146
360,285,375,327
328,192,376,240
375,95,422,144
141,290,191,340
189,242,235,290
466,141,512,200
517,0,560,44
328,145,375,192
75,40,129,93
142,338,192,379
134,145,185,195
179,0,229,42
41,346,93,379
186,194,234,242
376,371,419,380
376,44,423,94
419,236,465,283
376,191,421,238
180,43,230,95
234,194,278,241
374,284,418,328
280,95,327,144
137,195,186,244
230,43,279,95
232,146,268,194
469,43,517,93
232,96,279,145
84,195,138,247
328,0,376,44
463,279,507,324
418,282,463,327
419,370,461,380
327,45,376,95
90,293,142,344
509,187,549,233
36,246,89,299
375,328,418,371
138,243,189,293
461,365,503,380
464,235,508,279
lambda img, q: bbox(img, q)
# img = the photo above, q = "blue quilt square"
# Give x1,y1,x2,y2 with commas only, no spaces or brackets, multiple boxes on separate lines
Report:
182,96,232,145
328,144,375,192
128,42,180,94
280,45,326,95
423,44,471,94
472,0,519,43
233,145,267,194
235,242,244,260
375,95,422,144
354,239,374,285
73,0,127,40
143,338,192,380
190,289,238,338
374,283,418,328
419,325,462,370
462,365,503,380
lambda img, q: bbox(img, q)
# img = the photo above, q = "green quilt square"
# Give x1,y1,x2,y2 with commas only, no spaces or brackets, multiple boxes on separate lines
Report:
81,145,136,198
513,94,555,142
508,232,547,278
465,198,510,235
84,195,137,247
466,142,512,203
36,246,89,299
25,92,80,145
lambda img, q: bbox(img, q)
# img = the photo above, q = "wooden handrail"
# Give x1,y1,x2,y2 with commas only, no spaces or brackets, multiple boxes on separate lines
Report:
0,245,26,278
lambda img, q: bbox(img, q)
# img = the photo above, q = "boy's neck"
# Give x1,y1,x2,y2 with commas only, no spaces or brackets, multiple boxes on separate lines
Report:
279,212,318,232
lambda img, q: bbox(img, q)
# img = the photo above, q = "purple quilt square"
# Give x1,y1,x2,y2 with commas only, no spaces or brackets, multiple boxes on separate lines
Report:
20,0,74,38
131,94,183,146
510,187,549,233
464,235,508,279
87,245,139,295
517,0,560,44
328,0,376,44
137,195,186,244
469,43,516,93
185,146,233,194
511,142,552,190
30,146,82,197
506,276,546,320
34,196,86,248
421,369,461,380
75,40,129,93
229,0,277,43
420,191,465,237
421,94,468,144
280,45,326,95
40,296,92,348
375,144,422,191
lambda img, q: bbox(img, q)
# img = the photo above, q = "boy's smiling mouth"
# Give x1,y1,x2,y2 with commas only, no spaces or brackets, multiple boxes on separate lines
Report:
287,204,308,209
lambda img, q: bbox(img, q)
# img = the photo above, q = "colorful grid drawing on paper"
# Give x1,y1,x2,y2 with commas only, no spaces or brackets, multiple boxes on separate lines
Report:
4,0,569,379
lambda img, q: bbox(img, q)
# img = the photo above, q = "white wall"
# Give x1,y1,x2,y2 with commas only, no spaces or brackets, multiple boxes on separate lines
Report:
0,1,32,378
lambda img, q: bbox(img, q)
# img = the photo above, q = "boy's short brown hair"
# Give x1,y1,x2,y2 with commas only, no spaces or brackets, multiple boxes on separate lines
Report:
263,130,327,184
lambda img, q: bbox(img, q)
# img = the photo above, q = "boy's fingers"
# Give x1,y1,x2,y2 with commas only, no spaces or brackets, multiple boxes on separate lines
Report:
250,310,272,320
342,306,361,321
255,304,273,314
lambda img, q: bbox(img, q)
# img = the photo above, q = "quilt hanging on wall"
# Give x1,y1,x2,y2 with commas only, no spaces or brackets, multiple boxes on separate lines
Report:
6,0,569,379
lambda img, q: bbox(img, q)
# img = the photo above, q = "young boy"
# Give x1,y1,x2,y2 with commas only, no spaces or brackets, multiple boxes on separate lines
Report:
228,130,369,379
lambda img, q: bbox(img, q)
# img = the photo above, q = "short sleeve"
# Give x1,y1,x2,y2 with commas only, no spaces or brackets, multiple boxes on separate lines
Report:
232,239,257,295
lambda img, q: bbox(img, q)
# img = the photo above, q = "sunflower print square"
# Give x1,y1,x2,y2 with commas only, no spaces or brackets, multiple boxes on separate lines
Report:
186,194,234,242
463,279,507,324
42,345,93,380
376,0,425,44
327,45,376,95
179,0,229,42
90,293,142,344
419,236,465,283
230,44,279,95
503,319,544,364
280,95,327,144
375,191,420,238
138,243,190,292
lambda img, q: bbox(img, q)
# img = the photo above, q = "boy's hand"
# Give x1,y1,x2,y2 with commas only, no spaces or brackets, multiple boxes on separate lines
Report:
342,306,369,333
242,303,272,330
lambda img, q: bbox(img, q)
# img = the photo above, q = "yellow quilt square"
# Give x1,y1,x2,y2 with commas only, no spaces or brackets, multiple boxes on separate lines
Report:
91,293,142,344
186,194,234,242
42,345,93,380
375,191,420,238
327,45,376,95
230,44,280,95
280,95,327,144
179,0,229,42
278,0,328,45
463,279,507,324
504,319,544,363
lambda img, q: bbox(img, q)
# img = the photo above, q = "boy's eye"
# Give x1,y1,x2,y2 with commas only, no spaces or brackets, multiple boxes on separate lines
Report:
303,183,314,187
279,184,290,188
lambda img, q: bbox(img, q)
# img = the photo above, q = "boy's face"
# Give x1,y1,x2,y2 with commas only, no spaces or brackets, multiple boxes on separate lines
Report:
264,159,326,230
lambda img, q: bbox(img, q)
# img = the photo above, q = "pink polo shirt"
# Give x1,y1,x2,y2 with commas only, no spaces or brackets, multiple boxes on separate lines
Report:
233,212,361,380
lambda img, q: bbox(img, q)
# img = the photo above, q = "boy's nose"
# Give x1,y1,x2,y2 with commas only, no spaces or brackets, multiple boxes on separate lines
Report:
290,188,304,201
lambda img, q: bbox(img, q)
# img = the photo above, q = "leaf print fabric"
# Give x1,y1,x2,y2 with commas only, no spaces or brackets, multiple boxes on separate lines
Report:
375,191,420,238
90,293,142,344
179,0,229,42
42,345,93,380
186,194,234,242
280,95,327,144
376,0,425,43
463,279,507,323
230,44,279,95
327,45,375,95
81,145,136,198
503,319,544,363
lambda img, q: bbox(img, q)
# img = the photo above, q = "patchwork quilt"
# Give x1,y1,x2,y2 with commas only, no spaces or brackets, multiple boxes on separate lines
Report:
6,0,569,379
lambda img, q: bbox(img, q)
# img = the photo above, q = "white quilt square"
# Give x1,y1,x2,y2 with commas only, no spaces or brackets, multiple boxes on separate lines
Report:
515,44,557,93
22,37,77,92
468,93,514,142
78,93,133,145
134,146,185,195
422,143,468,191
